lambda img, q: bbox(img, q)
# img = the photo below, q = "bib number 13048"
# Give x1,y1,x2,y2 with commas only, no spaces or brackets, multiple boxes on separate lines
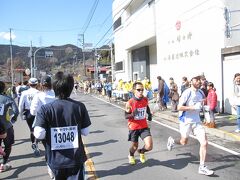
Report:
51,126,79,150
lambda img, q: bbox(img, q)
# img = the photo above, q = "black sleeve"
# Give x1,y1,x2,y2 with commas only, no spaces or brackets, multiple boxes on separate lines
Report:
9,97,19,122
34,105,48,129
80,103,91,129
146,105,152,115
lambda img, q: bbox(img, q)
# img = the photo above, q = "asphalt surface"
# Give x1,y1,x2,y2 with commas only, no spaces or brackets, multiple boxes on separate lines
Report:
81,93,240,180
0,92,239,180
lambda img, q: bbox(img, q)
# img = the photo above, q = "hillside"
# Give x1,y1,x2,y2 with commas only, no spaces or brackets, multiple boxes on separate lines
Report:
0,44,111,80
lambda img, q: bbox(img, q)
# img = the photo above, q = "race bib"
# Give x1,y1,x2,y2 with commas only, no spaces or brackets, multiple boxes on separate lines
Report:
134,107,147,120
0,103,4,115
51,126,79,150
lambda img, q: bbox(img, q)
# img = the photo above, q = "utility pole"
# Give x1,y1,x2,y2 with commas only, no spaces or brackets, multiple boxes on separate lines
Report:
30,41,33,77
9,28,14,86
79,34,86,76
110,43,115,82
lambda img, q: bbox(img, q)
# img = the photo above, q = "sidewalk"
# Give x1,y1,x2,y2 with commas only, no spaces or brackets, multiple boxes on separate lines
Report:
149,102,240,142
94,94,240,142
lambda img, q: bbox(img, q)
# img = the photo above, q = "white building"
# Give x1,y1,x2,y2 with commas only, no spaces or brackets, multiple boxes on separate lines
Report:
112,0,240,113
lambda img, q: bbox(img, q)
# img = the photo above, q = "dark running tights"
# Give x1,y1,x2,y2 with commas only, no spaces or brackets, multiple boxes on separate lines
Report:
2,146,12,164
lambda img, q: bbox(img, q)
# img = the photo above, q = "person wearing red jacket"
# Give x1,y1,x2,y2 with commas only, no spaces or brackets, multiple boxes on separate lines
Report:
206,82,217,128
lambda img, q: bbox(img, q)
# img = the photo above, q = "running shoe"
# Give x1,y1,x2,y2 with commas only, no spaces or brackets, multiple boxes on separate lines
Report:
167,136,175,151
198,165,214,176
128,155,136,165
32,143,40,156
0,163,12,172
47,164,55,179
139,153,146,163
235,129,240,133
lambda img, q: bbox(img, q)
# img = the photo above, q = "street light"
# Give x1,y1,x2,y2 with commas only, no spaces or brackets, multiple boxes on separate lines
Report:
33,47,45,78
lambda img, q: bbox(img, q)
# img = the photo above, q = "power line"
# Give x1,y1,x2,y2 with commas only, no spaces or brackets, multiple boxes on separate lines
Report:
82,0,100,34
94,0,134,48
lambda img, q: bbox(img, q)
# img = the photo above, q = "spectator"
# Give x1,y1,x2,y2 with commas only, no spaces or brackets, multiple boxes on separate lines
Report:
169,77,179,112
200,76,208,97
180,76,190,95
157,76,165,111
232,73,240,133
205,82,217,128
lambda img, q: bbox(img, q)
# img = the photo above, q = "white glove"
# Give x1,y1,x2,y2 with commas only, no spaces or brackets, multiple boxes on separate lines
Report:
193,103,202,110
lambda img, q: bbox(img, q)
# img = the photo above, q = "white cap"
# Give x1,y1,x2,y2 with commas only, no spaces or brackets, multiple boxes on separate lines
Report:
28,78,38,85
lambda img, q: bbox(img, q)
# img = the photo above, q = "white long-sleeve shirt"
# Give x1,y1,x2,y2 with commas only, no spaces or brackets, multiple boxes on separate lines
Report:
30,89,55,116
18,87,39,120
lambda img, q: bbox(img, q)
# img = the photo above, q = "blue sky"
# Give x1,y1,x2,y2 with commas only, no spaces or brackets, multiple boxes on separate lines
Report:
0,0,113,48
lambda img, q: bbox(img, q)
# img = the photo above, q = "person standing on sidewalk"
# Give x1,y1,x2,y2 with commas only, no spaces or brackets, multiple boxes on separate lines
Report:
18,78,40,156
157,76,165,111
232,73,240,133
167,75,214,176
125,81,153,165
169,77,179,112
205,82,217,128
33,72,91,180
0,81,19,172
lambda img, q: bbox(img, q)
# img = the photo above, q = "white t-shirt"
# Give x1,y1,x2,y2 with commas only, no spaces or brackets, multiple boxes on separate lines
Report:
178,88,204,123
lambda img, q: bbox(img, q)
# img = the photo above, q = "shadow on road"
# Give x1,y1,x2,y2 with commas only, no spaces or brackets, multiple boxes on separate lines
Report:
94,153,199,179
1,160,46,180
90,130,104,134
85,139,118,147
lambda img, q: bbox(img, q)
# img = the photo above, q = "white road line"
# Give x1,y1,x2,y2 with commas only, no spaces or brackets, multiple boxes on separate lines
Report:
92,95,240,156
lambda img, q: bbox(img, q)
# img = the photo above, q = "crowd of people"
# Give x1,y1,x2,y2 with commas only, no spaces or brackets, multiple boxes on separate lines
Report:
0,72,240,178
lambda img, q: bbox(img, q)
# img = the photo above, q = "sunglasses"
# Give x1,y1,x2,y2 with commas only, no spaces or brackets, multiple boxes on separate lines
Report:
136,89,144,92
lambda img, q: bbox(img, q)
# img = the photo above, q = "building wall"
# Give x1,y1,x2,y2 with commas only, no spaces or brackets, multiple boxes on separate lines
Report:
113,0,156,81
113,0,240,113
224,0,240,46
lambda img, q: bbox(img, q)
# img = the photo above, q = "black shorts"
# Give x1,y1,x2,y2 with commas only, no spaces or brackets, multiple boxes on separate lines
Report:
128,128,151,142
52,164,85,180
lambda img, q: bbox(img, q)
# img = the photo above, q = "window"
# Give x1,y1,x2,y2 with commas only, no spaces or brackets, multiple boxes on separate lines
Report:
113,17,121,30
115,61,123,71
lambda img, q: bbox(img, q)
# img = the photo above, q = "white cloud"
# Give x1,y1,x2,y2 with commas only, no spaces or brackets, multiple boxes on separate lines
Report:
0,32,16,40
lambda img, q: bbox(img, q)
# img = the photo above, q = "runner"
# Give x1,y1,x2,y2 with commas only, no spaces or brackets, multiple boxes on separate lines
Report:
125,81,153,165
30,75,55,179
167,75,214,176
18,78,40,156
33,71,91,180
0,81,19,172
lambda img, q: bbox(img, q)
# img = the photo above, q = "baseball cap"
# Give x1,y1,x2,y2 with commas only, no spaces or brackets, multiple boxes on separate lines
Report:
28,78,38,85
41,75,51,85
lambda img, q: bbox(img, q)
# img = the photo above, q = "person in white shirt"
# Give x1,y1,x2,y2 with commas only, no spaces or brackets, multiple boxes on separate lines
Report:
167,75,214,176
18,78,40,156
30,76,55,117
30,75,55,179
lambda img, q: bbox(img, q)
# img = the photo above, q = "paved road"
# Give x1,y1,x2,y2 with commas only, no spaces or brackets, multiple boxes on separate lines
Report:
1,93,239,180
81,93,240,180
